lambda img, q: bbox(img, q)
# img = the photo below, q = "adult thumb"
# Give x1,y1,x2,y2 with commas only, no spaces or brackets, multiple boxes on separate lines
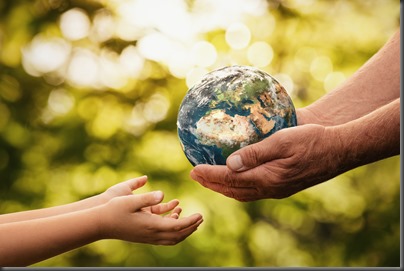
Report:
226,135,280,172
131,191,164,210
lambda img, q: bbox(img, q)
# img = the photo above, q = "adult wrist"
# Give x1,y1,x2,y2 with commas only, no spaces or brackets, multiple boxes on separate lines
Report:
323,125,351,175
296,107,329,126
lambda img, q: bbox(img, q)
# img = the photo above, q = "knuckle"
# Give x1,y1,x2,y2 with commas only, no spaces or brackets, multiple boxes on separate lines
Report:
221,185,236,199
242,146,261,167
173,225,181,231
145,224,157,233
223,171,236,187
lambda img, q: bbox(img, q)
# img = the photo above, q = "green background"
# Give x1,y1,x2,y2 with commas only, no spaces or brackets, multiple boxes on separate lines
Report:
0,0,400,267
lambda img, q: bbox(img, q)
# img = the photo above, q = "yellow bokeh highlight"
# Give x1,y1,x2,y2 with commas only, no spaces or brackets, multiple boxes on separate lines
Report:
310,55,333,81
247,41,273,67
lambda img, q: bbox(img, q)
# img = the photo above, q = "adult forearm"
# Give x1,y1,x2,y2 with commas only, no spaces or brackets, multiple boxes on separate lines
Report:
299,30,400,126
330,98,400,173
0,207,101,266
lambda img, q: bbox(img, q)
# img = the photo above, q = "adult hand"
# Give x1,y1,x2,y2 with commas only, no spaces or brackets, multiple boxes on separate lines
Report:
190,124,343,201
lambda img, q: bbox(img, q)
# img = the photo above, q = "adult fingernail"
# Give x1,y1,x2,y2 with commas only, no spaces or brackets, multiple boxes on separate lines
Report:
227,155,245,171
190,169,202,181
154,191,163,201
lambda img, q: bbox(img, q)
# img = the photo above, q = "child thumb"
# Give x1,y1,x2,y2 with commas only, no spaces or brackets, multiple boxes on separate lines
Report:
132,191,164,210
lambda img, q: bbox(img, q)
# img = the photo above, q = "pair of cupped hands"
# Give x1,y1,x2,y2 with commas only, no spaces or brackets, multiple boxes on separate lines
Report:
97,175,203,245
189,108,335,201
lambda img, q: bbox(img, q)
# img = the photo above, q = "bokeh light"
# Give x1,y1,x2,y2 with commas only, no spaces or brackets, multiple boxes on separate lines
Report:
247,41,273,67
67,48,99,87
191,41,217,68
60,8,91,41
186,66,209,89
22,35,71,76
225,22,251,49
310,55,333,82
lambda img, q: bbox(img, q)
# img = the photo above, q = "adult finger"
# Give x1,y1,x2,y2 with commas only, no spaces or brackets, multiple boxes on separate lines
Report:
195,176,258,201
226,130,286,172
191,164,258,188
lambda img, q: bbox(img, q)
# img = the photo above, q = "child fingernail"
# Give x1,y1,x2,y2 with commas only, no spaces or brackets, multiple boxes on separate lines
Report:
154,191,163,201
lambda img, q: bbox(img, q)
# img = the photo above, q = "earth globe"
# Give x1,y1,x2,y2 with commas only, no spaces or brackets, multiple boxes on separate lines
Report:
177,65,297,166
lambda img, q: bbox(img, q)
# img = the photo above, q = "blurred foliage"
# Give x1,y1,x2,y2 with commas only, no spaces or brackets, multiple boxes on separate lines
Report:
0,0,400,267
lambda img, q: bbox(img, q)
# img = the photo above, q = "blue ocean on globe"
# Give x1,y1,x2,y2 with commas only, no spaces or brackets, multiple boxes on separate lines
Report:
177,65,297,166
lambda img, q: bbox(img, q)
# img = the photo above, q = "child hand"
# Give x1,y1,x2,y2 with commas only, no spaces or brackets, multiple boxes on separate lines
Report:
100,176,149,202
142,198,183,219
101,176,186,219
97,188,203,246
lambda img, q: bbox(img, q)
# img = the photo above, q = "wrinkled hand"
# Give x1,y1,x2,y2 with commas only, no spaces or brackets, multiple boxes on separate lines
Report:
190,124,344,201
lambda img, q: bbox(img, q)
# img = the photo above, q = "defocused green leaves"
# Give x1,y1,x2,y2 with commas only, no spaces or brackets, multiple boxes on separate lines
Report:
0,0,400,267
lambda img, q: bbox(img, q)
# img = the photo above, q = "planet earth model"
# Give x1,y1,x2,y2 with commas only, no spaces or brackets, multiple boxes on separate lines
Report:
177,65,297,166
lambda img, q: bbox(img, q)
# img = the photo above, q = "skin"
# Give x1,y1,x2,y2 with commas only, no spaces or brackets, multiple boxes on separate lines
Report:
0,176,203,266
190,30,400,201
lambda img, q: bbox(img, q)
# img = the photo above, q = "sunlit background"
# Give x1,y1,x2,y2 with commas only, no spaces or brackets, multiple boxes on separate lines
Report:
0,0,400,267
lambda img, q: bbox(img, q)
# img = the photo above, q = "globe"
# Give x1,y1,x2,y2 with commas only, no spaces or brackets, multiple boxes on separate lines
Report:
177,65,297,166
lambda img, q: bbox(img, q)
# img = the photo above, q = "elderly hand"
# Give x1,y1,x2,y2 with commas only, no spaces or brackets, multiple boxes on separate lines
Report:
190,124,342,201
